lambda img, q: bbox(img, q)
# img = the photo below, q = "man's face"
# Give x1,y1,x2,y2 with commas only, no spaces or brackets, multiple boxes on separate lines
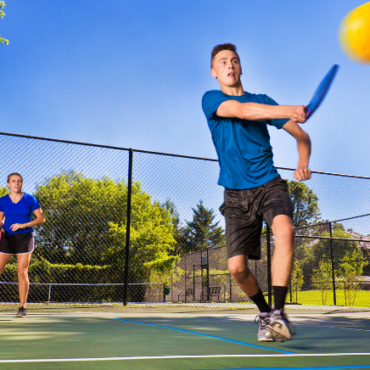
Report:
211,50,242,87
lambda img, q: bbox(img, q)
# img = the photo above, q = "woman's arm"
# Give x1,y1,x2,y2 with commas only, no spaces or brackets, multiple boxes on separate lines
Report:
10,208,46,232
0,211,4,230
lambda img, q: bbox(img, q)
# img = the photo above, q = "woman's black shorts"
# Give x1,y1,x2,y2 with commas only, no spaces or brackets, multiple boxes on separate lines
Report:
0,232,34,255
220,176,293,260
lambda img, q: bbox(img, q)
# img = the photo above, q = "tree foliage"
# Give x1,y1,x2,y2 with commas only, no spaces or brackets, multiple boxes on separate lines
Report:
177,200,225,253
0,185,8,197
0,1,9,45
311,259,333,305
34,172,176,284
287,180,321,228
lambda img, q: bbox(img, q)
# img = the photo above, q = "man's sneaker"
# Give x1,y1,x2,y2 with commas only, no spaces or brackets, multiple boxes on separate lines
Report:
16,307,27,318
267,309,294,342
255,312,273,342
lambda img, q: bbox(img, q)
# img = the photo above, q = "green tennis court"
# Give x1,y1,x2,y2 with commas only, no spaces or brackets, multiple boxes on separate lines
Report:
1,307,369,370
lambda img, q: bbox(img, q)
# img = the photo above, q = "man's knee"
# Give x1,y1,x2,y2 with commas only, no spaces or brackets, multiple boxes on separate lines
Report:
228,259,249,280
272,220,294,241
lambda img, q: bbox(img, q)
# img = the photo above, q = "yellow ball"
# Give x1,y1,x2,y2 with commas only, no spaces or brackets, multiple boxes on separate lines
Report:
339,2,370,64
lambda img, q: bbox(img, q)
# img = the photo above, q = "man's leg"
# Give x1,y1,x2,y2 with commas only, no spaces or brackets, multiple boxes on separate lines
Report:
270,214,294,309
228,255,259,296
228,254,272,342
266,214,294,341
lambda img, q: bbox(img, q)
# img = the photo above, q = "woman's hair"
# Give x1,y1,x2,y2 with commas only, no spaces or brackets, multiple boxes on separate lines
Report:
7,173,23,183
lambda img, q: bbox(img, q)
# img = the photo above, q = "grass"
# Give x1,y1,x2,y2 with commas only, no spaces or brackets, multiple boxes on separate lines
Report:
288,289,370,307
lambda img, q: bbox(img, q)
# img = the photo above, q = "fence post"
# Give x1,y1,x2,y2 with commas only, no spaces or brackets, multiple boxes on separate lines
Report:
123,149,133,306
266,224,272,306
329,222,337,306
229,273,232,303
206,249,210,301
192,264,195,302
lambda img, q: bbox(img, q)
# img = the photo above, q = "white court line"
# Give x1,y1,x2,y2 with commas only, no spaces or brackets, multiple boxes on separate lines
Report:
0,353,370,363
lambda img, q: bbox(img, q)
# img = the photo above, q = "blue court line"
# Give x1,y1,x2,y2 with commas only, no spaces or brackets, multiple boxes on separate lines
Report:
113,317,293,354
202,367,370,370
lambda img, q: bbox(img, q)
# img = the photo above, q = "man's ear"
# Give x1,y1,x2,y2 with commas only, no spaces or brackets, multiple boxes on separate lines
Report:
210,69,217,79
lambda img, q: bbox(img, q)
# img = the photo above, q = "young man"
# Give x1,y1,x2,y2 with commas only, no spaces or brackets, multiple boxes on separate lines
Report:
202,43,311,342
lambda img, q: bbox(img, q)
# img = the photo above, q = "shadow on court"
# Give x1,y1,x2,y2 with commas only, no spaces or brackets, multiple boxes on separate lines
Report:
0,312,369,370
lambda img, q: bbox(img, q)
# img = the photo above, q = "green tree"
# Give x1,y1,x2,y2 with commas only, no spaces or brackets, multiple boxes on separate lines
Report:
160,199,183,255
288,180,321,228
303,226,367,305
34,172,176,286
34,171,128,264
337,247,368,306
179,201,225,253
311,259,333,305
101,186,176,284
307,227,360,270
0,1,9,45
290,259,304,303
0,185,8,197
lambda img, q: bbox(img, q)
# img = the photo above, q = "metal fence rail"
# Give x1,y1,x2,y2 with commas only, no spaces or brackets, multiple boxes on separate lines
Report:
0,132,369,309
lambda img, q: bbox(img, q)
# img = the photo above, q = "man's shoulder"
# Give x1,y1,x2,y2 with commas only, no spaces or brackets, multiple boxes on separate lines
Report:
202,90,225,101
243,92,274,103
202,90,229,119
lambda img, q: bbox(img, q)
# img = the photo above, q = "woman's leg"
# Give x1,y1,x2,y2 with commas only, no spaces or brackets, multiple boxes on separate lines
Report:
0,253,12,275
17,253,32,307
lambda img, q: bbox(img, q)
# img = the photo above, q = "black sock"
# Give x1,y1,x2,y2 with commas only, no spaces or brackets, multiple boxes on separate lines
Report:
249,289,271,313
273,286,288,311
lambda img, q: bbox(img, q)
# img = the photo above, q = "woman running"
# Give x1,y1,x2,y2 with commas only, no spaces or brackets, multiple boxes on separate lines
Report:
0,173,46,317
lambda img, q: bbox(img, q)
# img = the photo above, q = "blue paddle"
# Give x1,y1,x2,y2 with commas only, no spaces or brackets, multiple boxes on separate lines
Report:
304,64,339,120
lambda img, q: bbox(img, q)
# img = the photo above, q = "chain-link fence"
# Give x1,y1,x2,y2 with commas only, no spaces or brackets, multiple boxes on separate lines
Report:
172,217,370,309
0,132,369,309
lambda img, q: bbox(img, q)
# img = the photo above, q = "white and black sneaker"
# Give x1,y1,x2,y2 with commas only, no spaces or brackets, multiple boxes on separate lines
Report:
255,312,273,342
267,309,294,342
16,307,27,318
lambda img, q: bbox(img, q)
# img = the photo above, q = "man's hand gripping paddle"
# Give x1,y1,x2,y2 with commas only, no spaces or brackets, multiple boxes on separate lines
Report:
304,64,339,121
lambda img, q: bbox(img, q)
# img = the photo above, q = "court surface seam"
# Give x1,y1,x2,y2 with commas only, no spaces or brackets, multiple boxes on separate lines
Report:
1,353,370,363
113,317,292,354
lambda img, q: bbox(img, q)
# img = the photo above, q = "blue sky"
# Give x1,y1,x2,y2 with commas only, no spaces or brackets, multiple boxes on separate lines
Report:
1,0,369,176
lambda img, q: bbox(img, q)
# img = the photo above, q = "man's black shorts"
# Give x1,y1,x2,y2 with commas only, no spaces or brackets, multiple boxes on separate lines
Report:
0,232,34,255
220,176,293,260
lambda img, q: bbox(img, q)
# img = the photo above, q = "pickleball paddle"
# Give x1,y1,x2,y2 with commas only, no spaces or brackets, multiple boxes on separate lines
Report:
304,64,339,120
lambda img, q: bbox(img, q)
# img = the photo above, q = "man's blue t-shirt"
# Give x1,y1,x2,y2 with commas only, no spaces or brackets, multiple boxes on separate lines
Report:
202,90,289,190
0,193,41,235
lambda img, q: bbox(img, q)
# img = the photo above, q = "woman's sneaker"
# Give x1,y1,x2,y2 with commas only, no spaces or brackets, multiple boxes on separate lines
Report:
255,312,273,342
267,309,294,342
16,307,27,318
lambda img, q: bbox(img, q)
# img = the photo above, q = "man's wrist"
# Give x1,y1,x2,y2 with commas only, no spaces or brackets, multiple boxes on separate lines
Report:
297,162,309,168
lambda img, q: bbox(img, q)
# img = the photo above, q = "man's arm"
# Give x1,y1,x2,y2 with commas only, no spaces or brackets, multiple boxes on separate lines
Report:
216,100,307,123
282,120,311,181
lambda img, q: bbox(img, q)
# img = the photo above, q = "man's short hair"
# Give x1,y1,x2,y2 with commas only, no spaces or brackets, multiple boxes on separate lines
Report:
211,43,240,68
